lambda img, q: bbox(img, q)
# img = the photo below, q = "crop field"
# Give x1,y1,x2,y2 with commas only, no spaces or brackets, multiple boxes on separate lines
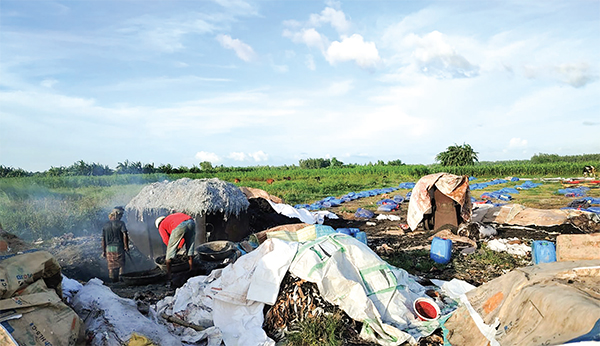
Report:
1,162,599,242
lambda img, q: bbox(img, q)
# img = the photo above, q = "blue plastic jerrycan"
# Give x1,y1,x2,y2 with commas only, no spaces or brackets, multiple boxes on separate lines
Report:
430,237,452,264
532,240,556,265
355,231,368,245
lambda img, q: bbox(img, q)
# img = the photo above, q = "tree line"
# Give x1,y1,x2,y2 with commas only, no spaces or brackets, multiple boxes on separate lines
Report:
1,145,598,178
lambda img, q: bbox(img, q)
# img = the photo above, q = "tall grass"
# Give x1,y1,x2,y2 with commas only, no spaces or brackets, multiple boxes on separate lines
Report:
0,178,143,241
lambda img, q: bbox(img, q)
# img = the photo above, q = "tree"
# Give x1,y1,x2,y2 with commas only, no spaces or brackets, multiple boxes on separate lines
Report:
330,157,343,168
435,143,479,166
299,158,330,169
158,163,173,174
387,159,404,166
199,161,213,171
142,163,157,174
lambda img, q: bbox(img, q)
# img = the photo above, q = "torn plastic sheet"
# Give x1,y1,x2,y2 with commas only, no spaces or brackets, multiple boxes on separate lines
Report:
487,238,531,256
376,214,402,221
155,274,221,344
266,199,338,224
61,274,83,304
155,238,297,346
289,233,458,345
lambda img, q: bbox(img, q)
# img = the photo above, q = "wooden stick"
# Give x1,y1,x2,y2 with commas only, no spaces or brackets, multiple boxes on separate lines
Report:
160,312,205,331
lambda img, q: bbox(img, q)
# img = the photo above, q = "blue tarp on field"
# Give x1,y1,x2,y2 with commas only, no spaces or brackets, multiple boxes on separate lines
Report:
515,181,542,189
558,187,590,198
470,179,509,190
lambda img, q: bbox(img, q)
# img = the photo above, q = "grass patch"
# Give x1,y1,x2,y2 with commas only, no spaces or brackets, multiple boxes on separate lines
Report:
384,249,449,274
284,313,345,346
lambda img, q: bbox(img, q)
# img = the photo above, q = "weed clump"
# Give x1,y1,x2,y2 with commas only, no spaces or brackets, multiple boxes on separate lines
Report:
284,313,345,346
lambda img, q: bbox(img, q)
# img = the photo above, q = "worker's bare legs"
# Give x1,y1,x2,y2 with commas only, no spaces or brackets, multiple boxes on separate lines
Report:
166,259,172,281
109,268,119,283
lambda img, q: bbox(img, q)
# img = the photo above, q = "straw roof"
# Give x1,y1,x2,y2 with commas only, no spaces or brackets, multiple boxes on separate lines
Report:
125,178,249,221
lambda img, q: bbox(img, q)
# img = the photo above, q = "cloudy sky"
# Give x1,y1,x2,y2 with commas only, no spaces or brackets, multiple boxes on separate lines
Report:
1,0,598,172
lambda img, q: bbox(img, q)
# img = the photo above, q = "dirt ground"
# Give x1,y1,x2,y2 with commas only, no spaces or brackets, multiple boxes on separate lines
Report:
6,185,598,346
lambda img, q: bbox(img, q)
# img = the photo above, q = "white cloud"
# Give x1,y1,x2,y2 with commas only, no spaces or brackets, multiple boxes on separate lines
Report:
509,138,528,148
523,62,598,88
554,63,598,88
216,34,256,62
228,152,247,161
272,63,288,73
195,151,220,163
121,15,215,53
40,79,58,88
407,31,479,79
268,54,288,73
305,54,316,70
326,34,380,68
283,28,328,52
228,151,268,162
210,0,257,16
249,151,268,161
308,7,351,34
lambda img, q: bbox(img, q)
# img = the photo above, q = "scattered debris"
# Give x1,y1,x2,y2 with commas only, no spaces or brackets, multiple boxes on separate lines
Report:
487,238,531,256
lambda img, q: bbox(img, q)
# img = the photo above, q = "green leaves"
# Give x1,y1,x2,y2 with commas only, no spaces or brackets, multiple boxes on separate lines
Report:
436,143,479,166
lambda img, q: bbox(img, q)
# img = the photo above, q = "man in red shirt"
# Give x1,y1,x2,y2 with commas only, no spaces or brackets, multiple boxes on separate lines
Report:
155,213,196,280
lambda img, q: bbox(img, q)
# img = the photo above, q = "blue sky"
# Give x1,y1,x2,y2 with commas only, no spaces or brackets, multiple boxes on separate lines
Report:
1,0,598,172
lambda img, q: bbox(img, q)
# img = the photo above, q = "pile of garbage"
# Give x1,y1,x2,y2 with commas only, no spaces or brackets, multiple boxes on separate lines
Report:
263,272,363,342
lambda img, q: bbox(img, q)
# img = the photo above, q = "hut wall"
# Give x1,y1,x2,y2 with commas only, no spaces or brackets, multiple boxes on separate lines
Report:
206,211,250,242
126,214,167,262
127,211,250,260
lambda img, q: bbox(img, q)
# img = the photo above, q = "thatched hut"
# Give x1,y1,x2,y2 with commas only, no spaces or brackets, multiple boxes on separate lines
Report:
125,178,250,260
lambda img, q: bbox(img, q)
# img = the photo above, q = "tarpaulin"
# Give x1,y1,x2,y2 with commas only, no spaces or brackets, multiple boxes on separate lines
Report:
407,173,472,231
156,238,298,346
471,203,600,228
289,234,454,345
444,260,600,346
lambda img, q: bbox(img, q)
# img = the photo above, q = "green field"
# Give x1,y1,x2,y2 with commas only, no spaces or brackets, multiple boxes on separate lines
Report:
1,162,599,241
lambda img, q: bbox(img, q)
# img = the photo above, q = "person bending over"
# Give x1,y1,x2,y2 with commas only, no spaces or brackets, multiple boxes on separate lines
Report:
155,213,195,280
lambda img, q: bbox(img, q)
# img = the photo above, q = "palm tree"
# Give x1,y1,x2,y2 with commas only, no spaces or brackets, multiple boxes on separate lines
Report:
436,143,479,166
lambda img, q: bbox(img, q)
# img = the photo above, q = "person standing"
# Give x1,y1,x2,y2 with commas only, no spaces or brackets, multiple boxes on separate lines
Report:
102,207,129,283
155,213,195,280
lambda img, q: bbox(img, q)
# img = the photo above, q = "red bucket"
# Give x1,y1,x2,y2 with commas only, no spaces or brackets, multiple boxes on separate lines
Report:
413,297,441,321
